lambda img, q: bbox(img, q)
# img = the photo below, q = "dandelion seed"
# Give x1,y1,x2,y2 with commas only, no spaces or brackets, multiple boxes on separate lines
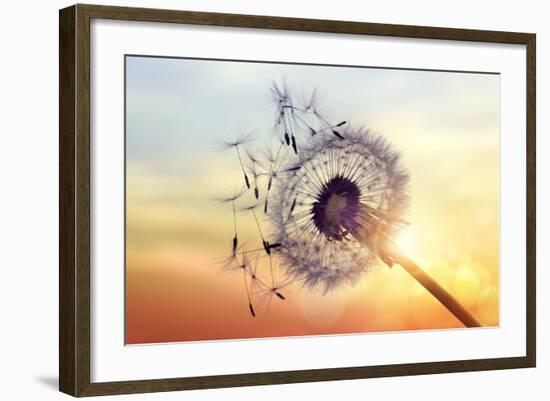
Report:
248,303,256,317
219,131,256,189
232,235,238,256
241,203,260,212
331,129,345,139
223,249,258,317
291,135,298,154
213,187,247,258
262,240,271,255
304,87,319,111
248,256,290,313
218,131,256,151
212,187,247,205
219,242,248,273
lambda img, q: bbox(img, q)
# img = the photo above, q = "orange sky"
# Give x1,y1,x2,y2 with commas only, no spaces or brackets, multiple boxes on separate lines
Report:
125,149,499,344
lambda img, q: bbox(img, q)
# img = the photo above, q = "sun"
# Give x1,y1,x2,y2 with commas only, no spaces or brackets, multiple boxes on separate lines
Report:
394,226,416,256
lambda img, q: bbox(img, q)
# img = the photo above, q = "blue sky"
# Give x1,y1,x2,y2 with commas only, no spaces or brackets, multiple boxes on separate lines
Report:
125,56,499,176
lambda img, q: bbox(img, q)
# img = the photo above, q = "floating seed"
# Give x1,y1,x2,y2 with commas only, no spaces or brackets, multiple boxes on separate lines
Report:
232,235,238,256
331,130,344,139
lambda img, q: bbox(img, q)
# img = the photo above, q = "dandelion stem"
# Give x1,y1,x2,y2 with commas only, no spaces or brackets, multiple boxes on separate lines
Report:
383,237,482,328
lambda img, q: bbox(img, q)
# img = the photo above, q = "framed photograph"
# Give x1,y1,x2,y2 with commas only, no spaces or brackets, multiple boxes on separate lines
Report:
59,4,536,397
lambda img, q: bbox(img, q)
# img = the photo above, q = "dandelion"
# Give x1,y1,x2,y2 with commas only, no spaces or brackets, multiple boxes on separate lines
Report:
217,82,481,328
269,128,408,292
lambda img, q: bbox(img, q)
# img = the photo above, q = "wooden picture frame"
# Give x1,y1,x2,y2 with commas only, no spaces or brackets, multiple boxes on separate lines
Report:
59,3,536,397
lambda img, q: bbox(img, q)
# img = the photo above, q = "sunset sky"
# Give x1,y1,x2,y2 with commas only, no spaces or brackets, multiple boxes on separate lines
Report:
125,56,500,345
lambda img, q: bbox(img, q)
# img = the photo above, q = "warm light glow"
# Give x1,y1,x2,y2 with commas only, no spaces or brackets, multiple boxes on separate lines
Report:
394,226,417,256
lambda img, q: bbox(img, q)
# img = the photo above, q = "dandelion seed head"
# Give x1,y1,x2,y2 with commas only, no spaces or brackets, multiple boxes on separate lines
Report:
269,127,409,292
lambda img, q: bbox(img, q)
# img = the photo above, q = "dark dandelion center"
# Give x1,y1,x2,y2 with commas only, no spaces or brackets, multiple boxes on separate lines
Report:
312,175,361,241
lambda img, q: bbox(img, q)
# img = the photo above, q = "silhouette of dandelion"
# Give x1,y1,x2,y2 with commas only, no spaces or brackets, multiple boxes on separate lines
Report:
215,81,482,328
269,128,409,292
